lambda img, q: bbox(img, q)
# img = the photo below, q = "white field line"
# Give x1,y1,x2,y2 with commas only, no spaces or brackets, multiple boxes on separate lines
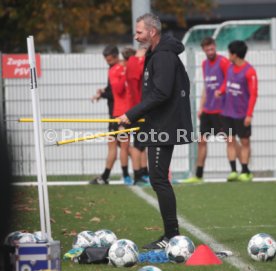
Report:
201,225,276,230
12,177,276,187
130,186,257,271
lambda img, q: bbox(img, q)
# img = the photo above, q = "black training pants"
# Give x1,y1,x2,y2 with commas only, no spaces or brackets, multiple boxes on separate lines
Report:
148,145,179,238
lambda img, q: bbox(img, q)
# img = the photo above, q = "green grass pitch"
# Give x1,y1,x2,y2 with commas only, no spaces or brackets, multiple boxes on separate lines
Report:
10,182,276,270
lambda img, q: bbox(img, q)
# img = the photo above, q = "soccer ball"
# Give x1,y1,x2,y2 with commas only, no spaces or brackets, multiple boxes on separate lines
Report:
247,233,276,261
13,233,37,244
72,230,100,249
108,239,139,267
4,231,22,246
165,235,195,263
95,229,117,248
33,231,48,242
138,266,162,271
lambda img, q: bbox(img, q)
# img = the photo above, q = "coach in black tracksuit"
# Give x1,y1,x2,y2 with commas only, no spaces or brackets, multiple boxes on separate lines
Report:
119,13,193,249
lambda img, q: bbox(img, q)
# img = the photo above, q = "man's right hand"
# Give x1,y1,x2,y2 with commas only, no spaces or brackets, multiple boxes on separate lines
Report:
91,89,103,103
118,114,130,125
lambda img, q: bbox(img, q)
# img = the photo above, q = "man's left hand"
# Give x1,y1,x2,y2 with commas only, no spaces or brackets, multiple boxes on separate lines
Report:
244,116,252,127
118,114,130,124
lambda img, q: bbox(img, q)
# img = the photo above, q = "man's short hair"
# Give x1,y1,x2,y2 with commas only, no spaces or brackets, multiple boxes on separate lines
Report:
136,13,162,34
201,37,215,48
121,47,136,60
103,45,119,57
228,40,248,59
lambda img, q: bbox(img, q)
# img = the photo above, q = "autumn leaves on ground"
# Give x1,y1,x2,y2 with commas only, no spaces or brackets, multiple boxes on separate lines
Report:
11,183,276,271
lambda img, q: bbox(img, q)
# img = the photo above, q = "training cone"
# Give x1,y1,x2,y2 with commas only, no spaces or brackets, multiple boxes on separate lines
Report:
185,244,222,266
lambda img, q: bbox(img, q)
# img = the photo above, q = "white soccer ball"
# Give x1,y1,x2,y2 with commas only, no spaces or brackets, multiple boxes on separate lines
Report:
247,233,276,261
72,230,100,249
108,239,139,267
4,231,22,246
33,231,48,242
138,266,162,271
165,235,195,263
13,233,37,244
95,229,117,248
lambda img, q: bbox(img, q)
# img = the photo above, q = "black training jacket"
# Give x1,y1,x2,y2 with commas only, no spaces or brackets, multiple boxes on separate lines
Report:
126,34,193,146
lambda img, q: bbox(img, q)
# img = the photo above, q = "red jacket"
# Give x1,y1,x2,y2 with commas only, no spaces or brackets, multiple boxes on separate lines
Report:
109,63,131,117
126,56,145,108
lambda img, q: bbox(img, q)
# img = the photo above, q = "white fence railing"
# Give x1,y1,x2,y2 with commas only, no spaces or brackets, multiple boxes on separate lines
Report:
3,50,276,178
4,53,190,177
186,49,276,178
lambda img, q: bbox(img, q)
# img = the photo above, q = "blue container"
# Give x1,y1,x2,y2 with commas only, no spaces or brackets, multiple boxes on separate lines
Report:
14,241,61,271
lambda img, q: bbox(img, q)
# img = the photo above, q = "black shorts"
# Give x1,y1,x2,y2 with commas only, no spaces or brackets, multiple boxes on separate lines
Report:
108,119,131,143
132,133,146,151
129,122,145,151
221,116,251,138
199,112,223,136
108,121,130,133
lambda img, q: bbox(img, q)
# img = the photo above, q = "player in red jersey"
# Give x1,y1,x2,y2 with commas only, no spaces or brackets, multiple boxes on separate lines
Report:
124,46,150,185
215,40,258,182
108,46,135,185
90,45,133,185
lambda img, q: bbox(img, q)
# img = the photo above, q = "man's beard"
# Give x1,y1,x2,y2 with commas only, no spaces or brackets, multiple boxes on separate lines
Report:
207,54,216,61
138,35,152,49
138,40,151,49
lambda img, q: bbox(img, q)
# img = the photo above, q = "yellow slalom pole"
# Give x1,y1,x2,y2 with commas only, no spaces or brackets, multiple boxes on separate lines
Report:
56,127,140,146
18,118,145,123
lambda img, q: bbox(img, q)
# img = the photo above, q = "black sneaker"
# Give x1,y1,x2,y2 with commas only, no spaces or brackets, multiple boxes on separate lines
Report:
142,236,169,250
89,176,109,185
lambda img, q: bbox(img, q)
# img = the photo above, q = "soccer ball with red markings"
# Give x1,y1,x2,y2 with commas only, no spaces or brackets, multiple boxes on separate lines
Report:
247,233,276,261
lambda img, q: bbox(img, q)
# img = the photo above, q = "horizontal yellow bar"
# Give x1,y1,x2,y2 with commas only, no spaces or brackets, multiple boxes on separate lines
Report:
56,127,140,146
18,118,145,123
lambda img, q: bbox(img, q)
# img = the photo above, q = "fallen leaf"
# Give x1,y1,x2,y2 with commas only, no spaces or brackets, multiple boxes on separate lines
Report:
75,212,83,219
61,228,67,234
68,230,78,236
63,208,72,214
90,217,101,223
89,201,96,207
144,226,162,231
50,218,56,223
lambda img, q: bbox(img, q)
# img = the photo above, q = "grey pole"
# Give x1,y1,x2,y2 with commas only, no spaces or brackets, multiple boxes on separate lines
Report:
271,18,276,50
186,48,197,178
131,0,151,48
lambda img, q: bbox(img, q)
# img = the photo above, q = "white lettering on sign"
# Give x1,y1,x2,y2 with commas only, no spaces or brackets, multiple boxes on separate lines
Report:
7,57,29,67
14,67,30,76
